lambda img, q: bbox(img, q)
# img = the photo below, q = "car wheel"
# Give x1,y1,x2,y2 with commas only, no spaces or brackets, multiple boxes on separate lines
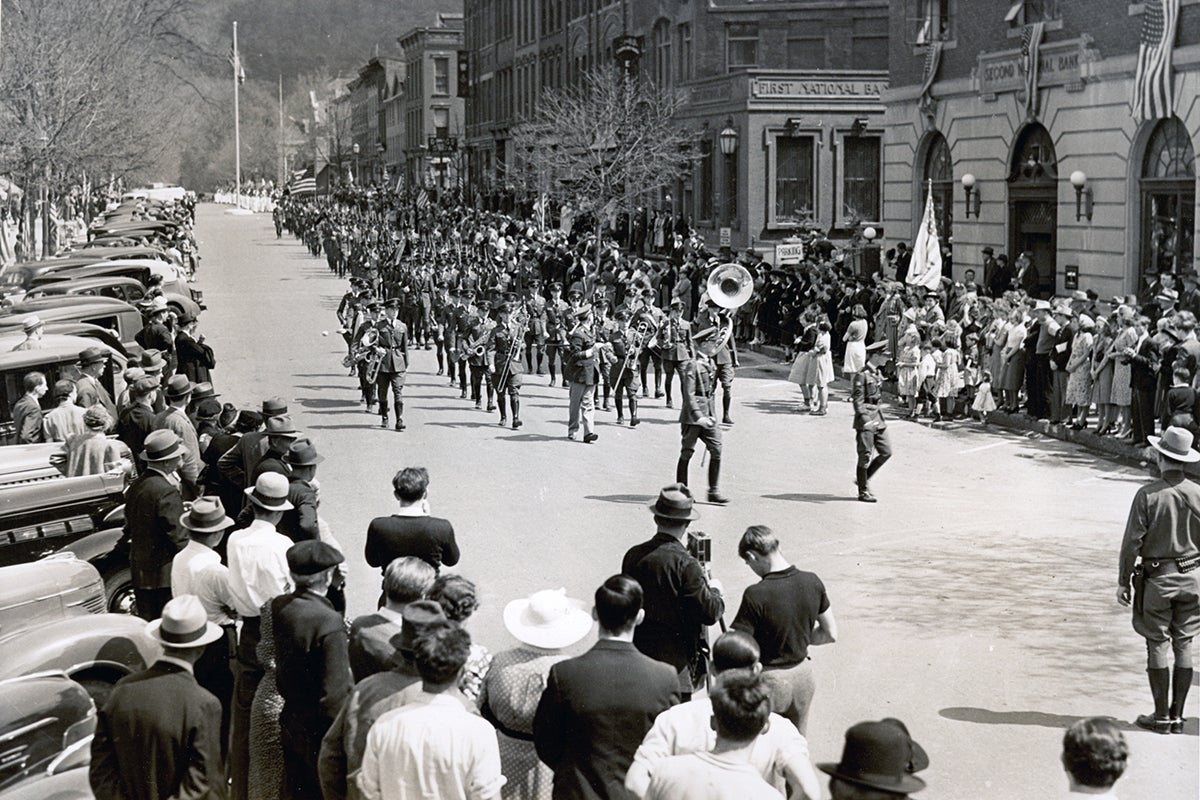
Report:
73,668,125,709
104,568,136,615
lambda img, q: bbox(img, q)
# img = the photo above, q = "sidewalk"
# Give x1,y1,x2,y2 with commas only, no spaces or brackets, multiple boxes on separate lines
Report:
745,342,1155,465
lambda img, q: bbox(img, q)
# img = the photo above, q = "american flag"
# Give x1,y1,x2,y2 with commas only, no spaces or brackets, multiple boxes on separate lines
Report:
415,188,430,211
1131,0,1180,121
1020,21,1046,119
228,45,246,83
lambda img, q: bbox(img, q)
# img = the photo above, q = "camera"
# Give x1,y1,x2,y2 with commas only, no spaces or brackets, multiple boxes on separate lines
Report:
687,531,711,564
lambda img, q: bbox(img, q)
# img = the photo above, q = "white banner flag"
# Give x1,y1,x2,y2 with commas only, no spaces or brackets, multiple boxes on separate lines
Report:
907,186,943,290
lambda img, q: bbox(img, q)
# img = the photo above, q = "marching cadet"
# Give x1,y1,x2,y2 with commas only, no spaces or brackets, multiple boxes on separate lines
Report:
565,305,599,443
676,326,728,505
431,282,449,376
489,303,525,430
636,287,665,400
467,299,496,411
544,281,570,388
592,295,619,412
451,291,474,399
609,307,641,427
697,298,740,425
374,299,409,431
352,300,381,412
659,298,693,409
524,280,547,375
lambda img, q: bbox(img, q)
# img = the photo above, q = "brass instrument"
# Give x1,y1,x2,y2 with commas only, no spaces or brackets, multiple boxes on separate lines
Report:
342,327,380,373
462,319,496,359
696,263,754,356
495,308,529,388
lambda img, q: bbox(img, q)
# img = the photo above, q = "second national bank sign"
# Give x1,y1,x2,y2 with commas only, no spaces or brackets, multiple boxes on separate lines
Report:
751,77,887,100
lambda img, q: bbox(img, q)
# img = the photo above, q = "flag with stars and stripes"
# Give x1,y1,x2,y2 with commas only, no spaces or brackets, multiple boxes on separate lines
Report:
415,188,430,211
1131,0,1180,121
1020,21,1046,119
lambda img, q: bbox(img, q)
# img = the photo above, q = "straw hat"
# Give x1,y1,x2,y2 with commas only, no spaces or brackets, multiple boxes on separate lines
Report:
503,589,593,649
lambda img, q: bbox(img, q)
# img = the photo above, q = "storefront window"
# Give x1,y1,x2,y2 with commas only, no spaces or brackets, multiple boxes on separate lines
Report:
1141,116,1196,280
775,136,815,225
843,136,881,222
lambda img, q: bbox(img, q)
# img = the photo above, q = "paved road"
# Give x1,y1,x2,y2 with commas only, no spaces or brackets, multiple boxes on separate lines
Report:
194,204,1197,799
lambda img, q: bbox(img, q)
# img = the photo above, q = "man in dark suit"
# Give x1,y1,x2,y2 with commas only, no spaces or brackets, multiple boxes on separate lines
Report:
272,540,354,800
892,242,911,285
622,485,725,699
1016,251,1040,297
364,466,460,574
116,376,159,462
375,297,409,431
1127,315,1161,446
988,253,1013,298
175,314,216,384
125,429,188,620
9,371,47,445
90,594,226,800
217,397,289,505
279,437,322,543
75,346,118,419
534,575,679,800
349,556,436,681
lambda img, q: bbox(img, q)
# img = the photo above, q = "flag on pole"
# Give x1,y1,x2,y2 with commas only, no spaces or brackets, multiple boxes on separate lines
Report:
906,184,943,291
287,167,316,196
416,188,430,211
228,45,246,83
1020,21,1046,119
1131,0,1180,121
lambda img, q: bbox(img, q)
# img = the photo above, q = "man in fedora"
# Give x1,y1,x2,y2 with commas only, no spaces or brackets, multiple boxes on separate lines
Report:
125,429,188,621
273,540,353,800
137,348,168,413
218,397,289,502
227,472,294,800
1118,425,1200,734
172,497,238,756
319,599,448,800
277,436,323,543
154,375,202,499
175,312,216,384
90,595,226,800
75,345,117,418
135,298,176,375
676,326,728,504
11,315,44,351
117,375,161,463
250,414,301,484
622,484,725,699
819,719,927,799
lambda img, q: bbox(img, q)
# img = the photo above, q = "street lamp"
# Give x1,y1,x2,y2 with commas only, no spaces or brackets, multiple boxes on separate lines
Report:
961,173,980,219
1069,170,1093,222
718,118,738,235
352,142,360,185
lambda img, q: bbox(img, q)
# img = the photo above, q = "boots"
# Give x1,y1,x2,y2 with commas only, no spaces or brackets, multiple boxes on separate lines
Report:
394,402,405,431
722,392,733,425
1136,668,1173,733
629,397,639,427
707,456,727,504
675,455,691,486
511,396,522,429
1170,667,1193,733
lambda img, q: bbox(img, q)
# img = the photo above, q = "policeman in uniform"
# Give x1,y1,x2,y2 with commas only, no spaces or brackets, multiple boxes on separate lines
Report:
374,299,409,431
851,344,891,503
676,326,727,504
608,307,642,427
467,299,496,411
659,298,692,409
544,282,570,388
489,303,525,429
1118,425,1200,734
697,299,740,424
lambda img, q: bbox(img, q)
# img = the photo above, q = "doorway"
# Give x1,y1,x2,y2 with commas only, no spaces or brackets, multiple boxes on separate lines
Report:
1008,124,1058,297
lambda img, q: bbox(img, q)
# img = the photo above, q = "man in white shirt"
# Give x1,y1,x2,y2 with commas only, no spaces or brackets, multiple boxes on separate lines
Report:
171,496,237,760
627,631,820,800
358,624,505,800
227,472,294,800
643,671,782,800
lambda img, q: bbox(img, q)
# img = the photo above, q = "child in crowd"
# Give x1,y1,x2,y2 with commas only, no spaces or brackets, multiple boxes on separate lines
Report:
973,369,997,425
962,332,981,411
933,338,962,421
1164,365,1197,436
895,326,922,418
918,341,937,418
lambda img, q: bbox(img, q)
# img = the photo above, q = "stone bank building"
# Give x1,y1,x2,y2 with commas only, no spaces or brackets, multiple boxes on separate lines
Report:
883,0,1199,297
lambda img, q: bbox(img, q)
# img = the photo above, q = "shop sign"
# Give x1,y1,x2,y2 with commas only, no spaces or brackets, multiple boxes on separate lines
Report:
719,227,731,247
977,38,1092,95
751,78,886,100
776,243,805,264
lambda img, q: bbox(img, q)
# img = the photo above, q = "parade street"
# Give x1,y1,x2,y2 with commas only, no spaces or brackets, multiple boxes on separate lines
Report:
195,204,1197,799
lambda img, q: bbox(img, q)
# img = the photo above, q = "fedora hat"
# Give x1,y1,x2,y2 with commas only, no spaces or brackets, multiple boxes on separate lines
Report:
165,374,193,399
141,429,186,462
179,496,234,533
77,346,109,366
818,720,928,795
146,595,223,648
265,415,299,438
1148,426,1200,463
261,397,288,417
648,483,700,521
192,382,218,401
244,472,294,511
138,349,166,372
22,315,44,334
504,589,594,650
283,437,324,467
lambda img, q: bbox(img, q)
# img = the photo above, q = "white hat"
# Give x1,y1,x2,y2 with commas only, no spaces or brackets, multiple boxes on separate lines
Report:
1148,426,1200,463
146,594,224,647
244,472,294,511
503,589,593,650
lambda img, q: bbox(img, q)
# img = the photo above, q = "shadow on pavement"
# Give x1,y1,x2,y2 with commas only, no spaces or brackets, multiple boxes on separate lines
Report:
294,397,360,409
939,707,1143,732
498,433,570,443
585,494,656,505
746,399,802,415
762,492,856,503
426,421,507,430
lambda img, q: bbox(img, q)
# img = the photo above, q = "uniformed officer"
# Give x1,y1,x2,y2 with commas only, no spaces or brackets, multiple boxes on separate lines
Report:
374,299,409,431
544,281,570,388
677,326,727,504
524,281,547,374
467,299,496,411
659,298,692,409
608,307,642,427
592,295,619,412
851,344,892,503
636,288,665,399
489,303,524,430
352,300,381,412
697,299,740,424
1118,425,1200,734
565,305,598,443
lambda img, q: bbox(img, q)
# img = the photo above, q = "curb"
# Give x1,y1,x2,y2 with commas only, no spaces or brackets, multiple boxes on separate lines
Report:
744,342,1153,465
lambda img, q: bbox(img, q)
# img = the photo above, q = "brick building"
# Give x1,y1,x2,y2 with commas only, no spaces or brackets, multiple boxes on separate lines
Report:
883,0,1199,297
464,0,889,255
348,57,405,185
397,13,467,191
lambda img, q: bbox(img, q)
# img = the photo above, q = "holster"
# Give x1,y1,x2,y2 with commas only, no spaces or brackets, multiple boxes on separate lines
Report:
1132,563,1146,618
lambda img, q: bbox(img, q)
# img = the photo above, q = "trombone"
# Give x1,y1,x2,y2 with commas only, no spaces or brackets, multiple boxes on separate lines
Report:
495,308,529,389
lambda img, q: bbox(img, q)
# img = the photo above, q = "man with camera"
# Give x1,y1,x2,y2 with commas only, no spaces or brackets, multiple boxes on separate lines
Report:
622,484,725,699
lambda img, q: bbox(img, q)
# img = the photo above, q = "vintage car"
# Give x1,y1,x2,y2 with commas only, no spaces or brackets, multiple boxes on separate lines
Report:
0,299,144,353
0,672,95,799
30,260,204,314
0,247,173,294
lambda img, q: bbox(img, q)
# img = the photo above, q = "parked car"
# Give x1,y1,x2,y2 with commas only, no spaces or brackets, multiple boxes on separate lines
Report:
0,247,173,294
0,334,127,445
30,260,204,314
24,274,150,305
0,555,156,700
0,299,144,354
0,672,95,799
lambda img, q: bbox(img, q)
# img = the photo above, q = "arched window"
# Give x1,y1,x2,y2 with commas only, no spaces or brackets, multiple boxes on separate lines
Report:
922,132,952,240
1140,117,1196,280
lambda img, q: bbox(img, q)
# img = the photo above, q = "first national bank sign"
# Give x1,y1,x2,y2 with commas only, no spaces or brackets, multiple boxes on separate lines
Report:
751,77,886,101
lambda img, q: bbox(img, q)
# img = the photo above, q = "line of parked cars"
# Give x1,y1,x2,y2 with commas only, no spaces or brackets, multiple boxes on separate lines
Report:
0,195,203,799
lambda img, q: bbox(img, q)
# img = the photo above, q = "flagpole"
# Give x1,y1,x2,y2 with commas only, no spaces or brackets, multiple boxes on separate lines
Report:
278,75,285,187
233,21,242,211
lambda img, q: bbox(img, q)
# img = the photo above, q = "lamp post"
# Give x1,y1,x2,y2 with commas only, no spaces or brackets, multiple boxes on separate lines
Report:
38,133,50,258
718,119,738,237
961,173,979,218
352,142,360,186
1069,170,1093,222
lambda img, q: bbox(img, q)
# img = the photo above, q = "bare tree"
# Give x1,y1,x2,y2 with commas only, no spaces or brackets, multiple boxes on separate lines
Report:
509,64,694,246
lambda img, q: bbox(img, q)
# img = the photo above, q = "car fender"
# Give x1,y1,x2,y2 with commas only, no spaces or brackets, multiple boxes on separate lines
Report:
55,527,124,565
0,613,158,684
